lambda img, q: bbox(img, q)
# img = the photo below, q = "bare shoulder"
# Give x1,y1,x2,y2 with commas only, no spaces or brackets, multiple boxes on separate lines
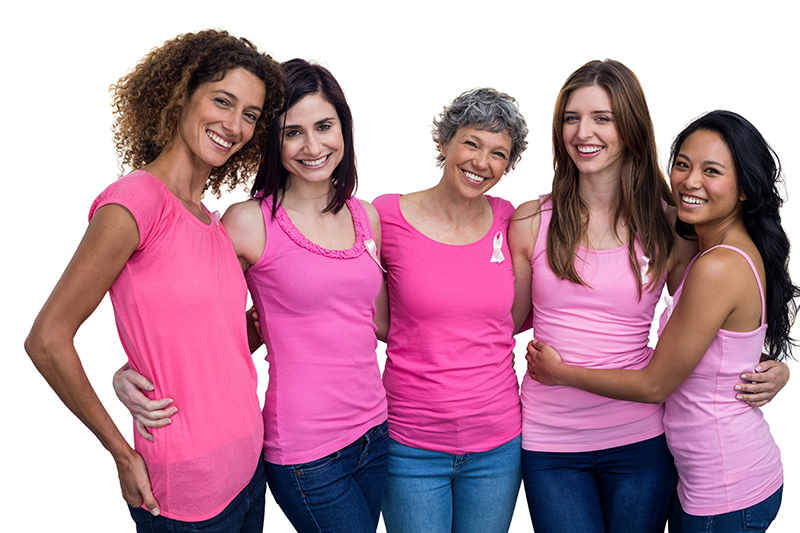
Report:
357,198,379,222
509,199,542,253
221,199,266,267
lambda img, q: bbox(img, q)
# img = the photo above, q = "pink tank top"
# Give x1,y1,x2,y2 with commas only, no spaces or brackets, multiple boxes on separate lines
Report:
661,245,782,515
522,195,665,452
374,194,521,454
245,197,387,465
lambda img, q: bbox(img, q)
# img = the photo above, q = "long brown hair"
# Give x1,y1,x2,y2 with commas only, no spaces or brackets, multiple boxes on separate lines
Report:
547,59,674,296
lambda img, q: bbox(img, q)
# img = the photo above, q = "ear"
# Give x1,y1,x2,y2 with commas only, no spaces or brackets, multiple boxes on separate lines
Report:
739,188,748,202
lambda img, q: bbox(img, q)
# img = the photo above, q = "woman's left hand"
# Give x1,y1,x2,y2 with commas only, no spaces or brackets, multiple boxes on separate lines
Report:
526,339,564,386
735,359,790,407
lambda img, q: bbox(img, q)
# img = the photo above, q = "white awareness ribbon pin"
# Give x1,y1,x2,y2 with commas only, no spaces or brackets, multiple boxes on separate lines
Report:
211,210,221,227
490,231,505,263
639,254,650,285
364,239,387,273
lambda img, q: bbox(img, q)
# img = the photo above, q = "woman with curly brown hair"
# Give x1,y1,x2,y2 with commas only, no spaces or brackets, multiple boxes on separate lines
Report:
24,29,283,532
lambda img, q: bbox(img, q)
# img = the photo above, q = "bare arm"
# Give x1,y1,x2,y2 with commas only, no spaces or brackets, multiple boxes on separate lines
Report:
509,200,540,334
527,248,757,404
361,199,390,342
25,204,160,515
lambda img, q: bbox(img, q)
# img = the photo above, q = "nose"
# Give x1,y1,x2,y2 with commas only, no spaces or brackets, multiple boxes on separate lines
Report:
221,114,242,138
683,168,702,189
305,132,322,155
576,119,593,141
474,150,489,170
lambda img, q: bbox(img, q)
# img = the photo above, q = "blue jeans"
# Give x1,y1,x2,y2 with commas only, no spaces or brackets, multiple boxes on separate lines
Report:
668,485,782,533
522,433,678,533
265,421,389,533
128,457,267,533
382,435,522,533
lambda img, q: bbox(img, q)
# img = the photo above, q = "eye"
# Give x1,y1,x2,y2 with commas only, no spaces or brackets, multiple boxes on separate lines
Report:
285,129,301,138
244,112,259,124
317,123,331,132
564,115,578,123
465,141,478,148
595,115,611,123
674,161,689,170
493,151,508,159
214,97,231,107
705,167,721,175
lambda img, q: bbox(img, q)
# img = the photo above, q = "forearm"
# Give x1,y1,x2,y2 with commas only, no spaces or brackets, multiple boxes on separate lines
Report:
558,364,669,404
26,333,136,463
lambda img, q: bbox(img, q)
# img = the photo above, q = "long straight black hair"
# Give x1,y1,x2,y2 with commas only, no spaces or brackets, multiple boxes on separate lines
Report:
251,58,357,217
670,110,799,360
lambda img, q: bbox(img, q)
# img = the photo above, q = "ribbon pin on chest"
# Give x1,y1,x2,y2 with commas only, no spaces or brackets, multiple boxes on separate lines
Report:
490,231,505,264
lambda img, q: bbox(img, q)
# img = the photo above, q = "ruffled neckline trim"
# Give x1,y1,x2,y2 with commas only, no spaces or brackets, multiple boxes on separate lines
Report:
269,196,367,259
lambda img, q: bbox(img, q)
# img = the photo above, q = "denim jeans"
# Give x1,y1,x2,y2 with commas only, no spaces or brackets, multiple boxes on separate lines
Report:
128,457,267,533
668,485,782,533
522,433,678,533
382,435,522,533
265,421,389,533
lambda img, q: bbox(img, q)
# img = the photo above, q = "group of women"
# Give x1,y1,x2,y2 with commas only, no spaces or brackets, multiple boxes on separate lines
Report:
25,28,796,533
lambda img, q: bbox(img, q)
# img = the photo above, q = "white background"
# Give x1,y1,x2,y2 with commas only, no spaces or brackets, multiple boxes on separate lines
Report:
3,1,797,531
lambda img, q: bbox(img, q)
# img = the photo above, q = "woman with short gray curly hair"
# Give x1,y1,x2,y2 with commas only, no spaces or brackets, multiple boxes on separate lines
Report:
373,87,528,532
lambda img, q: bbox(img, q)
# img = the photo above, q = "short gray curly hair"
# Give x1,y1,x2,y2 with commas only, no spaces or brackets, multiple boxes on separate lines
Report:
432,87,528,172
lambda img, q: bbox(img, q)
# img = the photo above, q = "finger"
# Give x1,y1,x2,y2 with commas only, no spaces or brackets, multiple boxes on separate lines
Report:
135,420,154,441
739,372,772,384
735,382,773,395
123,370,155,391
133,406,177,426
736,392,771,406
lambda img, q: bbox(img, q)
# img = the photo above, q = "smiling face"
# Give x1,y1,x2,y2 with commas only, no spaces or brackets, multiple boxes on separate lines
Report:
279,93,344,186
174,67,266,169
670,129,745,229
439,127,512,199
562,85,624,181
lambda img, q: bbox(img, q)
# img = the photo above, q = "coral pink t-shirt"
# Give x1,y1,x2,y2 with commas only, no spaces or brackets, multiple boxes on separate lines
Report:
245,197,387,465
521,196,665,452
661,245,782,515
90,171,263,521
374,194,521,454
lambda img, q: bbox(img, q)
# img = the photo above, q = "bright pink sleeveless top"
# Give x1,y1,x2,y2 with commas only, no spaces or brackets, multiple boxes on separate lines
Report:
661,245,782,515
90,171,263,521
245,197,387,465
521,195,665,452
374,194,521,454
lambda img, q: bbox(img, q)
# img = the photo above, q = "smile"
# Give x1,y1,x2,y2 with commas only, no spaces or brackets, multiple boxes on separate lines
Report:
681,194,707,205
207,130,232,149
463,170,487,182
576,145,603,154
300,155,329,167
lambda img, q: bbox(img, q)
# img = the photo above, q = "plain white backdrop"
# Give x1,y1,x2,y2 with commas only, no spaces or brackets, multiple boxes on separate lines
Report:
4,1,797,531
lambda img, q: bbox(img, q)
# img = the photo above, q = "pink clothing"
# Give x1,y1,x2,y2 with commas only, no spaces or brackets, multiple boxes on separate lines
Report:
661,245,782,515
245,197,387,465
374,194,521,454
89,171,263,521
521,195,665,452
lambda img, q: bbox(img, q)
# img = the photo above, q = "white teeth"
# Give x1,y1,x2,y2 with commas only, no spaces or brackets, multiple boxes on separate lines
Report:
207,130,232,148
300,155,328,167
577,145,602,154
464,170,486,182
682,195,706,205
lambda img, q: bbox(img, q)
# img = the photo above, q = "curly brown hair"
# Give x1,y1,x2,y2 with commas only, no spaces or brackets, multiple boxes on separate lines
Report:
110,29,284,197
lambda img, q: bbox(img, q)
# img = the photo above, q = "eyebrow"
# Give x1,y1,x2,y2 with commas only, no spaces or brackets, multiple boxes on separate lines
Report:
564,109,614,114
281,117,337,130
676,153,727,168
211,89,263,112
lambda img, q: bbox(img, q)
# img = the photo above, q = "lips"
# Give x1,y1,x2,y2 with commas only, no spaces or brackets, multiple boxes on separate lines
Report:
463,170,488,183
299,155,329,167
207,130,233,149
680,194,707,205
576,144,603,155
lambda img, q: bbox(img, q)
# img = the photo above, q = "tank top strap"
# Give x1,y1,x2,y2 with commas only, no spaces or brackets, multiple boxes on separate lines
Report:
699,244,766,326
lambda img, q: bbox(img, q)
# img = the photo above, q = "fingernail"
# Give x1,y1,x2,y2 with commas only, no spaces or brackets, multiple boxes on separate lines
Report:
168,408,177,415
755,365,763,372
734,385,741,391
736,394,743,400
740,374,747,379
151,508,160,516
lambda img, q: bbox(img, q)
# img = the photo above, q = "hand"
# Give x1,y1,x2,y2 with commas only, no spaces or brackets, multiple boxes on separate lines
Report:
113,364,176,441
525,339,564,386
735,359,790,407
251,307,264,342
116,449,160,516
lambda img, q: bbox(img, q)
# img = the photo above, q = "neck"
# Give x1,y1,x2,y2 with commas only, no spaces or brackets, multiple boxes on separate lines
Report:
696,214,747,253
143,145,212,208
578,170,621,215
281,175,337,215
426,179,489,222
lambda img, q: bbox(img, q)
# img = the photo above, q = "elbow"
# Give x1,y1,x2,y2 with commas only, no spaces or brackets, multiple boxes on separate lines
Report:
641,385,671,404
24,323,62,370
